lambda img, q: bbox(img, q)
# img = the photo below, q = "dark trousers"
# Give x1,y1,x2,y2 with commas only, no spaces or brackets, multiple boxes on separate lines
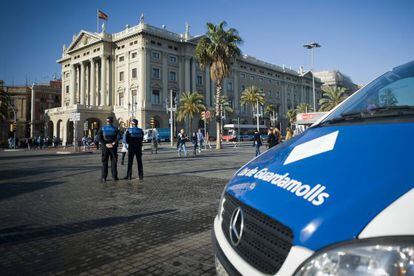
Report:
126,148,143,178
101,147,118,179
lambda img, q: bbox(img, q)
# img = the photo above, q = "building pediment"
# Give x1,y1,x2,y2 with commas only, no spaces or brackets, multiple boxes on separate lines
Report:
67,31,102,53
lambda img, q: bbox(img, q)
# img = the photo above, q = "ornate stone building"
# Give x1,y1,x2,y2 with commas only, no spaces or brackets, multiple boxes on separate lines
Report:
0,80,61,144
46,17,322,145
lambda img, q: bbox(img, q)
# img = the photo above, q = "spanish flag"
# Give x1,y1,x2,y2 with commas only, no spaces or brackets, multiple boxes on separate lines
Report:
98,10,108,20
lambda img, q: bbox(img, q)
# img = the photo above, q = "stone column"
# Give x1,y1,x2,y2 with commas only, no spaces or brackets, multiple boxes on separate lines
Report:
138,47,147,108
184,57,190,92
162,53,168,104
205,66,211,107
191,58,196,92
100,55,106,106
76,66,80,104
96,61,100,105
234,71,239,113
90,59,95,106
70,64,76,106
126,51,130,108
80,62,85,105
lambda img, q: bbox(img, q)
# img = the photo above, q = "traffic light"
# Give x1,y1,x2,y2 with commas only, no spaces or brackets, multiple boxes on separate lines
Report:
150,117,155,128
201,111,206,121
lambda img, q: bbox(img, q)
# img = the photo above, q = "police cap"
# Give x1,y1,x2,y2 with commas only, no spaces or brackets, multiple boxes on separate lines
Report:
131,119,138,125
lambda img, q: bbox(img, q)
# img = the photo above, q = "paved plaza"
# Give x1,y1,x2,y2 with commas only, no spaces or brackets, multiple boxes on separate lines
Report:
0,143,254,275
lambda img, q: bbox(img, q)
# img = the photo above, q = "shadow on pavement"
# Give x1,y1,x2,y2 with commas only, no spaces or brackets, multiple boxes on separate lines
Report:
0,209,176,246
0,180,63,201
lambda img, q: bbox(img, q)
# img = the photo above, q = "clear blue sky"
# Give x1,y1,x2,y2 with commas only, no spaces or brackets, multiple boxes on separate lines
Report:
1,0,413,86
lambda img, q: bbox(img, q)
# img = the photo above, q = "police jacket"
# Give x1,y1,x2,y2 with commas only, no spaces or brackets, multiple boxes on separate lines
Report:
99,124,119,144
126,127,143,147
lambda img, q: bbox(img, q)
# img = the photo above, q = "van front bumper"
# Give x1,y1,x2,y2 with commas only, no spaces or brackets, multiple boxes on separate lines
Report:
212,216,314,275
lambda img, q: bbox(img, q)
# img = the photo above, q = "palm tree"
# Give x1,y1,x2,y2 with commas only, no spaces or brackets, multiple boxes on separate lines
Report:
319,86,347,112
241,86,266,130
195,21,242,149
286,109,297,127
264,104,277,127
296,103,313,113
176,92,205,133
241,85,265,112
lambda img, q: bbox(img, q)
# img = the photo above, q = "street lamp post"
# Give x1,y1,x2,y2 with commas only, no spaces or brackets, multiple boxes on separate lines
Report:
303,42,321,111
166,90,177,147
253,99,262,131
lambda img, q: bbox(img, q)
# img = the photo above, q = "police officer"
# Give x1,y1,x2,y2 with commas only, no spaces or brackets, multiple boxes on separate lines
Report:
99,116,119,183
124,119,144,180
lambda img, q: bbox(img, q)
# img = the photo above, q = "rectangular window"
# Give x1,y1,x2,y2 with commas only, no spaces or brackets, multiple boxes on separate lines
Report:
152,68,160,79
66,85,69,93
151,51,160,59
169,55,177,63
259,77,263,82
241,73,245,78
132,68,137,79
250,75,255,80
241,85,245,92
196,75,203,85
119,93,124,106
151,89,160,105
131,90,137,105
119,56,124,62
227,82,233,91
131,52,137,59
119,71,124,81
169,71,177,81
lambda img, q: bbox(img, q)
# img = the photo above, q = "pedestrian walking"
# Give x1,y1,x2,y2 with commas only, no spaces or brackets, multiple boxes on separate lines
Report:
205,132,212,150
124,119,144,180
177,129,188,157
151,128,158,154
196,129,204,153
285,128,294,141
82,135,87,151
267,128,277,149
94,133,100,150
253,130,263,157
191,132,198,157
120,130,128,165
98,116,119,183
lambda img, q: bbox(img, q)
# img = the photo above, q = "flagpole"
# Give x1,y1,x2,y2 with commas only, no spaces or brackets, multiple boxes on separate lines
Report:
96,9,99,33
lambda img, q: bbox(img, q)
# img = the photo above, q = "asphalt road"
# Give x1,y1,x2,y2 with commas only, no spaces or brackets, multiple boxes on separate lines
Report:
0,143,256,275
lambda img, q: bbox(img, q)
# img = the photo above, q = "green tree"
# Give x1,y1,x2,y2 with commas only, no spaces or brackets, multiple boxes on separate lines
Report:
286,109,297,127
240,86,265,111
195,21,242,149
296,103,313,113
176,92,205,133
319,86,347,112
265,104,277,127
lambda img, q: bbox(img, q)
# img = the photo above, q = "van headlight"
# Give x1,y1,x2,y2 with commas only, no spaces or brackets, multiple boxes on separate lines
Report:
217,189,226,220
295,237,414,276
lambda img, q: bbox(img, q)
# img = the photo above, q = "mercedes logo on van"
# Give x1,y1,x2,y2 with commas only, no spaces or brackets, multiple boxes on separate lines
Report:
229,207,244,246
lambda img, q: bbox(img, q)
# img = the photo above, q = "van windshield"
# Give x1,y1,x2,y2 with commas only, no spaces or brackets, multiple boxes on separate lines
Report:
319,60,414,126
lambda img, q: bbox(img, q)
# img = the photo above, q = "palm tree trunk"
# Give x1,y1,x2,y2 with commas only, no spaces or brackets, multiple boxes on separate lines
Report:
215,80,223,149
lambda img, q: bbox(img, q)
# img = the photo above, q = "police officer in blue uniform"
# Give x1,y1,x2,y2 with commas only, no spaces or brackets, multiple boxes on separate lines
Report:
124,119,144,180
99,116,119,182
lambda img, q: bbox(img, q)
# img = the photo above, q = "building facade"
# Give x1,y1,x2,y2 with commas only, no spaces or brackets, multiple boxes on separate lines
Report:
313,70,358,96
0,80,61,145
46,18,322,145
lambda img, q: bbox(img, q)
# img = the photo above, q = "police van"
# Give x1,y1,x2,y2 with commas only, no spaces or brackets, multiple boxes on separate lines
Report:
213,60,414,275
